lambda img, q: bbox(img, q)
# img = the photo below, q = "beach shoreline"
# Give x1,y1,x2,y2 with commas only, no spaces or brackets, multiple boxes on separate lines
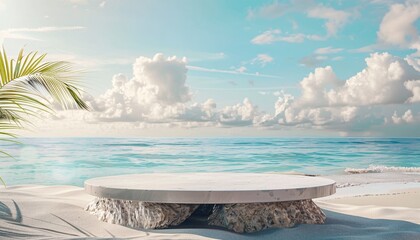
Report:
0,172,419,239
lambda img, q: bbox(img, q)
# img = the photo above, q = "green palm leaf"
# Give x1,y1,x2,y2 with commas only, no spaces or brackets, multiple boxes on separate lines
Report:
0,47,91,187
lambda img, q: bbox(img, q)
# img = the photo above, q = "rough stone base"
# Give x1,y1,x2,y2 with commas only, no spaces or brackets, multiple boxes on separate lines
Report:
85,198,198,229
208,199,326,233
86,198,325,232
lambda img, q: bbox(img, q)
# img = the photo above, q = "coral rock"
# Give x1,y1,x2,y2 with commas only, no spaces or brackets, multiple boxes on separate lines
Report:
208,199,325,233
85,197,198,229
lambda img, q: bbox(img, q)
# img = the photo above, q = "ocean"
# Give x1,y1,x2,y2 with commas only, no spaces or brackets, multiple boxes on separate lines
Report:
1,138,419,186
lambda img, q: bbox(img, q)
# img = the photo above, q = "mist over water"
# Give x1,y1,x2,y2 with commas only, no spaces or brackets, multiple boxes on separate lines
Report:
1,138,419,186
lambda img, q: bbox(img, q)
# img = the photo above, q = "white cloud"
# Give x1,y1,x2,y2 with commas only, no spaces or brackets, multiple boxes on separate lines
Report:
297,66,340,106
391,111,402,124
248,1,288,18
99,1,106,8
405,56,420,71
307,5,351,36
5,26,85,33
301,46,344,67
87,54,191,122
273,92,393,133
300,52,420,101
299,55,329,67
0,26,85,41
353,45,376,53
314,47,343,54
236,66,247,73
248,0,314,19
177,99,217,123
358,1,420,55
251,54,274,66
251,29,281,44
187,65,280,78
377,1,420,49
273,91,282,97
30,52,420,136
385,1,420,75
248,1,300,19
249,2,352,44
405,80,420,102
84,54,268,127
391,109,415,124
46,53,133,69
403,109,415,122
277,33,306,43
134,54,191,104
327,53,418,106
251,29,323,44
307,53,419,106
219,98,260,126
274,52,420,132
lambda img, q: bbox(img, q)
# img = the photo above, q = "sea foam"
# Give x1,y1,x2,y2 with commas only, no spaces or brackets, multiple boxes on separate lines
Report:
345,165,420,174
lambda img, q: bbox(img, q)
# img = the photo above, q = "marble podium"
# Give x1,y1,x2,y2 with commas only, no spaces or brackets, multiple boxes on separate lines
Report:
84,173,335,233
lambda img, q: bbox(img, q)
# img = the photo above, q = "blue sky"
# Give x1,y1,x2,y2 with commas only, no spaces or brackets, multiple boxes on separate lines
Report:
1,0,420,137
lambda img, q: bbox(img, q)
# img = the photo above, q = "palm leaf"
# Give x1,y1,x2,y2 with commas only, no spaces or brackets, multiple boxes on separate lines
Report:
0,176,6,188
0,47,90,186
0,47,89,121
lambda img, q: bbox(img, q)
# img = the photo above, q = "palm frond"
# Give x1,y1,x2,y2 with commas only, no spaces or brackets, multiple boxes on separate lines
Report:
0,176,6,188
0,48,90,111
0,47,90,157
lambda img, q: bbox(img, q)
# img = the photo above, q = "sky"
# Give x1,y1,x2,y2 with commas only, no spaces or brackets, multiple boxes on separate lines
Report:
1,0,420,137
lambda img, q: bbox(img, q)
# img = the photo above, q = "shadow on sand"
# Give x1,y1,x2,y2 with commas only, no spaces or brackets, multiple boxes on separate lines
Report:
0,200,94,239
155,210,420,240
0,200,419,240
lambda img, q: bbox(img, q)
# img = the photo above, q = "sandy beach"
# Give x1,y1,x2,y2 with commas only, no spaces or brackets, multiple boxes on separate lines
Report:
1,0,420,238
1,173,419,240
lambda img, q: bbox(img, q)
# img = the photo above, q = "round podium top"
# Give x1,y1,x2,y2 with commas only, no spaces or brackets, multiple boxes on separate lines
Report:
84,173,336,204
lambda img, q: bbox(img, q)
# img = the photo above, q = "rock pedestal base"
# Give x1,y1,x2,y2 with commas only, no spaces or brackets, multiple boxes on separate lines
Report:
85,198,198,229
208,200,326,233
85,198,325,232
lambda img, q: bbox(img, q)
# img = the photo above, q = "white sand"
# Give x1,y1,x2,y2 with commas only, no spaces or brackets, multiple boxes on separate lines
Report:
1,174,420,239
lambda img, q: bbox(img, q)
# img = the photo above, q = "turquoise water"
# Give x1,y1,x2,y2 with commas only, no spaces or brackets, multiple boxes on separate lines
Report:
1,138,419,186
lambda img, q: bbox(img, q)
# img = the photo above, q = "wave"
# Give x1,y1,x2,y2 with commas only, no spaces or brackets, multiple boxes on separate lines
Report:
233,142,275,146
102,143,152,147
345,165,420,174
336,183,362,188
